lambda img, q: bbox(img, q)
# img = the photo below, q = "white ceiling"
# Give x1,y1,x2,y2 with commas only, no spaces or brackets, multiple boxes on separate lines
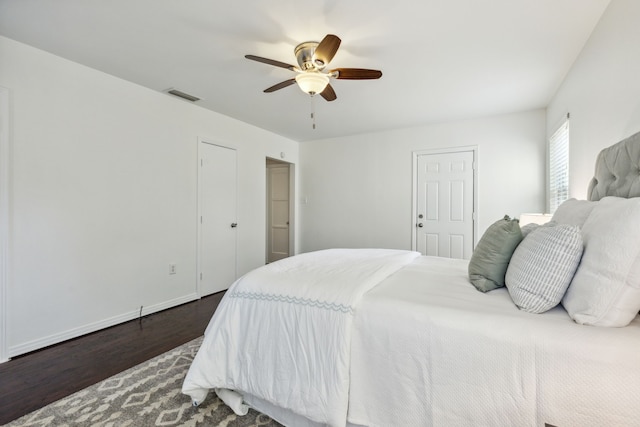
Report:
0,0,610,142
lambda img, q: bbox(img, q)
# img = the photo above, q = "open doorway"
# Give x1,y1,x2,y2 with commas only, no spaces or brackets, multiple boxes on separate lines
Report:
266,158,294,263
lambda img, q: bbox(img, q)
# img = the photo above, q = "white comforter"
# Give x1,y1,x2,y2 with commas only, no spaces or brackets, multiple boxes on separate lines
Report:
182,248,420,427
184,252,640,427
349,256,640,427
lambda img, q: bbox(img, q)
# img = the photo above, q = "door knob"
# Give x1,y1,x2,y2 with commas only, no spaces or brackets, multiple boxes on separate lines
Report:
417,223,423,228
230,223,238,228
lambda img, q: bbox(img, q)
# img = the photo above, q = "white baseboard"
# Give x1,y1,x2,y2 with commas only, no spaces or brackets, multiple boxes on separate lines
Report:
6,293,200,359
139,293,200,317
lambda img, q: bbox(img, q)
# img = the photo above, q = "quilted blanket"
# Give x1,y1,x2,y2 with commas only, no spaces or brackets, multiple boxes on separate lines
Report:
182,248,420,427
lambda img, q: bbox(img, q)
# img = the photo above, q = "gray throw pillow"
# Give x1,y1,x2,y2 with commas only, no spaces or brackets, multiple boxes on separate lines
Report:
505,223,583,313
468,215,523,292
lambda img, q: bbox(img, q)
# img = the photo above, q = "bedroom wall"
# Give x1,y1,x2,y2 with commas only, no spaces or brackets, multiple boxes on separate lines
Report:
0,36,299,358
298,110,546,253
546,0,640,200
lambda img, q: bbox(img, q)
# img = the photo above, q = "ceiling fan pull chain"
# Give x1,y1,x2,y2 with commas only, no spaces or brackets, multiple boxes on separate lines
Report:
310,94,317,129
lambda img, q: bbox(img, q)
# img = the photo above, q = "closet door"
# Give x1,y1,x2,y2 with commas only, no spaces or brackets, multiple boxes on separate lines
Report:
198,141,237,296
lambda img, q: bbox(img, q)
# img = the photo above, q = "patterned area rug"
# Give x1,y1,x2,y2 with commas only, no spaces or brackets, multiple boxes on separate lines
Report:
6,337,283,427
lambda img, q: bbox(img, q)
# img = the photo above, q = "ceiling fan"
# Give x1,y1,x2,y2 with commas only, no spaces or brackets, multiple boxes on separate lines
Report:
245,34,382,102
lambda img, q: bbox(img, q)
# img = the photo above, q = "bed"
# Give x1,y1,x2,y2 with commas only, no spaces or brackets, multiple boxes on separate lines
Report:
182,131,640,427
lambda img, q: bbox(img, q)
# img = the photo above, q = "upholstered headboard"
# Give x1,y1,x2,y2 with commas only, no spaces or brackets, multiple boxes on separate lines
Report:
587,130,640,201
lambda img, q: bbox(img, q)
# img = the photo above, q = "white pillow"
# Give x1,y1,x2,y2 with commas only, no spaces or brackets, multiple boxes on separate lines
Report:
519,222,540,238
506,223,583,314
552,198,597,227
562,196,640,327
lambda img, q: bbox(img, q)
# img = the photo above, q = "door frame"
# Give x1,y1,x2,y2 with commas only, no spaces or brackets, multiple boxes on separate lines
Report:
265,157,295,263
411,145,478,253
196,137,238,297
0,87,9,362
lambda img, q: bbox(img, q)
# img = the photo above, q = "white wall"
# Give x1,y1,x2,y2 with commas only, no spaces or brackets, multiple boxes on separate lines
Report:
547,0,640,200
0,36,298,357
299,110,546,253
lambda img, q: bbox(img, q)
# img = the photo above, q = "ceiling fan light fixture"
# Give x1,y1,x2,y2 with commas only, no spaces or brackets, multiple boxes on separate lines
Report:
295,72,329,95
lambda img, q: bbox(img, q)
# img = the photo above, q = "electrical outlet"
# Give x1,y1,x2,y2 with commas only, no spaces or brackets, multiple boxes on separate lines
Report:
169,263,177,275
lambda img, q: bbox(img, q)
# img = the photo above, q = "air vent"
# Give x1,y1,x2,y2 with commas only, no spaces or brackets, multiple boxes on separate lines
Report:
166,89,201,102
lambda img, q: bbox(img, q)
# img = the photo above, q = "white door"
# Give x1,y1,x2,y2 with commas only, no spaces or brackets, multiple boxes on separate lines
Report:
267,163,290,263
415,150,475,259
198,142,237,296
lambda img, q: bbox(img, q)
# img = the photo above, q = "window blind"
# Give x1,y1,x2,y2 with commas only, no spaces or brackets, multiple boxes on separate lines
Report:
549,118,570,213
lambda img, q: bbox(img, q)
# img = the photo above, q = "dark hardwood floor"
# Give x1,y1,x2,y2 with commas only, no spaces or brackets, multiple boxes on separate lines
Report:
0,292,224,425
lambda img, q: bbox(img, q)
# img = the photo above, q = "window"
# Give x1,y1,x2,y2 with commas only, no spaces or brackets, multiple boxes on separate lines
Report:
548,116,570,213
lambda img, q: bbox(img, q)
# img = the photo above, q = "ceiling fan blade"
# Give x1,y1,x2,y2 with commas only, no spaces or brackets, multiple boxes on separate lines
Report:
264,78,297,93
332,68,383,80
320,83,337,102
314,34,341,66
245,54,297,71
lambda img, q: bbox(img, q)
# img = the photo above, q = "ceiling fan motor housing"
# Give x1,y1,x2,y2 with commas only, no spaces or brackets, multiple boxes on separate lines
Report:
295,41,325,71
